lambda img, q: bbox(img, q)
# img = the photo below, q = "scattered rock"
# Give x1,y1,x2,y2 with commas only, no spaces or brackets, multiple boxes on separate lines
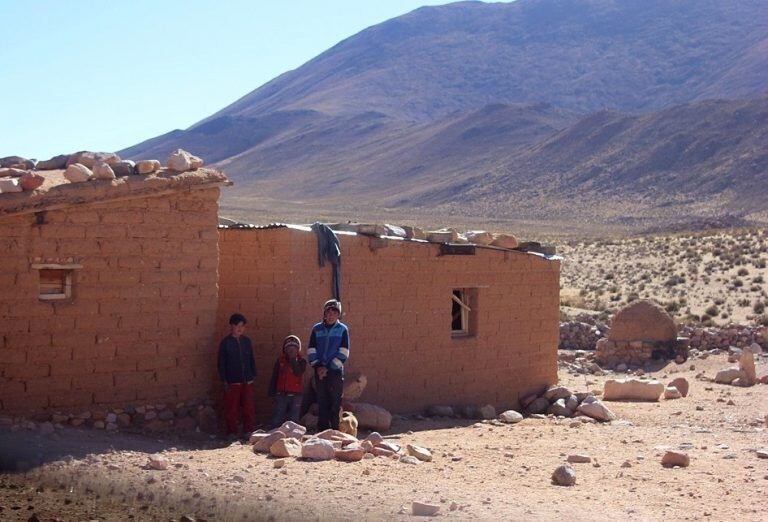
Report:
365,432,384,446
111,160,136,177
498,410,524,424
35,154,69,170
253,431,286,453
548,398,572,417
136,159,162,175
756,449,768,459
19,172,45,191
411,501,441,516
148,454,168,470
661,451,690,468
399,455,421,465
566,454,591,464
270,437,302,458
576,398,616,422
273,458,287,469
0,155,35,169
477,404,496,420
525,397,550,415
64,163,93,183
92,161,116,180
551,464,576,486
543,386,572,402
406,444,432,462
167,149,203,172
603,378,665,401
664,386,682,400
0,178,23,193
715,368,744,385
668,377,689,397
490,233,519,249
335,444,366,462
301,438,336,461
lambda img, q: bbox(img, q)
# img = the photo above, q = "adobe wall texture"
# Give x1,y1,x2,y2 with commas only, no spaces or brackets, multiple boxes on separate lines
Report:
0,187,221,416
217,227,560,420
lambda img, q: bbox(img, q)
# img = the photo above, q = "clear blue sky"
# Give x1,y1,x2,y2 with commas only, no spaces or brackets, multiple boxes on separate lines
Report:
0,0,459,160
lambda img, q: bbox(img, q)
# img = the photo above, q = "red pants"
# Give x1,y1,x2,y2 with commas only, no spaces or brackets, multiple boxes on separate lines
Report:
223,382,256,435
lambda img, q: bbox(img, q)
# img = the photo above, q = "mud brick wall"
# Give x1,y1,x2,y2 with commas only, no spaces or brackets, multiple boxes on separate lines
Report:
0,187,221,415
217,227,560,420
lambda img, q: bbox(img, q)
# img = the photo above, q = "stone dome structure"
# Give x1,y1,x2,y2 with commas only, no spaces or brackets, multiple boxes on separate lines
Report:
607,299,677,342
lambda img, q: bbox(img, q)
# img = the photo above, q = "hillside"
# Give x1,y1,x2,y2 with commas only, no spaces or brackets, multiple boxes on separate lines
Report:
122,0,768,230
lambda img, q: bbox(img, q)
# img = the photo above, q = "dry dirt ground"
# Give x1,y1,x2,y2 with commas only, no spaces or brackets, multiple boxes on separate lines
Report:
1,353,766,521
559,229,768,325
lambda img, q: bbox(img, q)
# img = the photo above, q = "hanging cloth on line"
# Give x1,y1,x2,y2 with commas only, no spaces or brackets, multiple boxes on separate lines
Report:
310,222,342,301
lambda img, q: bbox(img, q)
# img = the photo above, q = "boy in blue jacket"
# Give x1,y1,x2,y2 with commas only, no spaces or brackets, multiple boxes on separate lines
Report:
218,313,257,437
307,299,349,431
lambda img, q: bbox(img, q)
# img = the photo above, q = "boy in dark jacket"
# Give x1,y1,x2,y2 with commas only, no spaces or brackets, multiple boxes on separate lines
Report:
218,313,257,437
307,299,350,431
268,335,307,428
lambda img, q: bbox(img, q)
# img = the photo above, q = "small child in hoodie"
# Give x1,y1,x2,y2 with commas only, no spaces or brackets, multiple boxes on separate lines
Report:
268,335,307,429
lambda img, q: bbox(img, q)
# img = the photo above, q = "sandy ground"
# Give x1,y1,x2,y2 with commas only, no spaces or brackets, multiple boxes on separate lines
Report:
1,352,766,521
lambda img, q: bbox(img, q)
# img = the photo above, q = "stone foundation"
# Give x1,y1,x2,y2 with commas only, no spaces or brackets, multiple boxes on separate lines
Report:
595,337,690,367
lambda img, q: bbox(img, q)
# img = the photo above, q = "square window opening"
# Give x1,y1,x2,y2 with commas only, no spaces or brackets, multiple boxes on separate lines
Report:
38,269,73,301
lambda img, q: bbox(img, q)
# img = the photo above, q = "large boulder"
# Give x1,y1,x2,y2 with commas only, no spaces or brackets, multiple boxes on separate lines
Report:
668,377,690,397
253,431,286,453
347,402,391,431
543,386,572,402
136,159,161,175
525,397,550,415
92,161,116,180
547,398,573,417
608,300,677,343
111,160,136,177
167,149,203,172
490,233,519,249
603,378,664,401
0,178,22,193
66,151,120,169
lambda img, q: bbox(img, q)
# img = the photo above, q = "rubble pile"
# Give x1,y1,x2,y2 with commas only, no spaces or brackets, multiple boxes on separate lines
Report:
250,421,433,465
521,385,617,422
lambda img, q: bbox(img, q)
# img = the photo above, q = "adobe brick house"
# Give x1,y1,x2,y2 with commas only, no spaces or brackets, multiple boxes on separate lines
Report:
217,225,560,418
1,169,559,426
0,169,228,418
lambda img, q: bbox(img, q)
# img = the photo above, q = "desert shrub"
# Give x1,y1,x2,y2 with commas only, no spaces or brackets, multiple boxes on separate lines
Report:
705,305,719,316
754,301,766,314
753,275,764,284
733,278,744,288
737,267,749,276
665,301,681,313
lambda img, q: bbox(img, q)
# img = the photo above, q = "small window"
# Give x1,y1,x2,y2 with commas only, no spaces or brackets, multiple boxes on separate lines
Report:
32,263,81,301
451,289,473,336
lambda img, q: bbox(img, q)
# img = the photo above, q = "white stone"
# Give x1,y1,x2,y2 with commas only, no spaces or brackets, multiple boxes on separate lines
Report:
498,410,524,424
576,400,616,422
166,149,203,172
136,159,161,175
664,386,682,400
148,454,168,470
0,178,23,193
399,455,421,465
603,379,664,401
406,444,432,462
301,438,335,461
253,431,285,453
714,368,744,384
92,161,116,180
269,437,302,458
64,163,93,183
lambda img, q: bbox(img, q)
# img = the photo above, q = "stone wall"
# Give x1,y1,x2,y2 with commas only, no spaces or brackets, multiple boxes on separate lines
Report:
0,187,221,420
594,338,658,367
217,227,560,420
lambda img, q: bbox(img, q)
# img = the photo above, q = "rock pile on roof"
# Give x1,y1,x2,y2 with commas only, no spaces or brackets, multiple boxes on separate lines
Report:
0,148,207,194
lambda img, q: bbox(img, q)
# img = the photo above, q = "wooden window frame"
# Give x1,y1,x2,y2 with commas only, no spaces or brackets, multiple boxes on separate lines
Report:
32,263,82,301
451,288,473,337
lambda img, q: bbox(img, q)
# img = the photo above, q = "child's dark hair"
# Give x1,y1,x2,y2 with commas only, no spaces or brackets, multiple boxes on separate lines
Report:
229,313,247,325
